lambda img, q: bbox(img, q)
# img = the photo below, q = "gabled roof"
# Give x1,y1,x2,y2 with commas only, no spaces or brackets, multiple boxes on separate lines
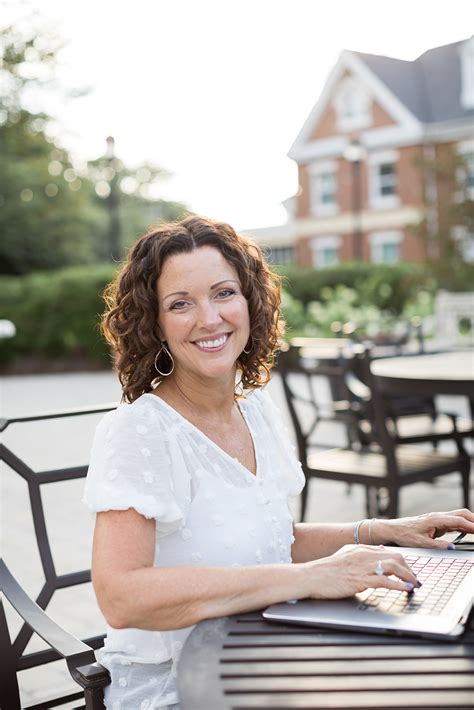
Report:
354,53,429,121
289,37,473,162
356,38,474,123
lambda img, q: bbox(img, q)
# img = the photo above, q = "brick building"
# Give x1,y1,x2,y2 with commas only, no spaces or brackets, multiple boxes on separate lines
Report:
250,37,474,267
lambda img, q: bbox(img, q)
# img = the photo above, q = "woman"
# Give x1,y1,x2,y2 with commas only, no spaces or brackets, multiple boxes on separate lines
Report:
84,215,474,709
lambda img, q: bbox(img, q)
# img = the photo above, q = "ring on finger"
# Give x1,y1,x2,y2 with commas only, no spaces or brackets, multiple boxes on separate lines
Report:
375,559,385,576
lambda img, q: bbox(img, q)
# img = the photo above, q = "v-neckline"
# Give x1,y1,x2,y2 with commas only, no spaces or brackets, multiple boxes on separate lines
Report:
143,392,260,481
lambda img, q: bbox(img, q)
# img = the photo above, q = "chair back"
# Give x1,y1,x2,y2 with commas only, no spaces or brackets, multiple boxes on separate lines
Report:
342,347,402,480
0,404,115,708
276,341,355,460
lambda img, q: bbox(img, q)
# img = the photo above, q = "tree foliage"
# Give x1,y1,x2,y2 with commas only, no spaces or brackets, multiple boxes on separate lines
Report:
0,109,107,274
411,145,474,290
276,261,435,315
0,18,188,275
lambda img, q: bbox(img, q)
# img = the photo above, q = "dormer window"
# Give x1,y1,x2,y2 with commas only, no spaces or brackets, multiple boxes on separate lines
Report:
333,76,372,132
460,36,474,110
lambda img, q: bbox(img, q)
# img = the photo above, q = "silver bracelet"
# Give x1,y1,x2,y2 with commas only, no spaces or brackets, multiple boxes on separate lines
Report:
353,519,366,545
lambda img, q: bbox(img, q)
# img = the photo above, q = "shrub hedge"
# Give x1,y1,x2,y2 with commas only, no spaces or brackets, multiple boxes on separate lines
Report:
0,260,464,372
276,262,437,315
0,264,117,369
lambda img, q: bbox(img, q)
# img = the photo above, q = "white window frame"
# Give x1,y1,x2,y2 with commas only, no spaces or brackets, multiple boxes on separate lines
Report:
309,160,339,217
369,230,402,264
267,245,295,265
333,76,372,132
368,150,400,209
310,235,341,268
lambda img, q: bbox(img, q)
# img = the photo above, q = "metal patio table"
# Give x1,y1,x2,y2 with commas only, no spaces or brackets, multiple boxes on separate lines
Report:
370,350,474,398
178,610,474,709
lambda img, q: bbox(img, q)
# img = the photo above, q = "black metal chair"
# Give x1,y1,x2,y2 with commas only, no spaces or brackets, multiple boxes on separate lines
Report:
278,339,357,449
0,404,115,709
348,350,474,449
277,346,471,522
340,319,448,433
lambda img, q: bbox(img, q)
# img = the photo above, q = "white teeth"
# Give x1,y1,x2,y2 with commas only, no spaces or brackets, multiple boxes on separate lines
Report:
195,335,228,349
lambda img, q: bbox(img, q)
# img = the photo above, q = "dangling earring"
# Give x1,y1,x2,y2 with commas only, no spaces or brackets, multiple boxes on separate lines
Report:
154,342,174,376
242,335,254,355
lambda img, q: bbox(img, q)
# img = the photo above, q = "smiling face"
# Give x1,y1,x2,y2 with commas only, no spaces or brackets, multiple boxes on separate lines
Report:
157,246,251,385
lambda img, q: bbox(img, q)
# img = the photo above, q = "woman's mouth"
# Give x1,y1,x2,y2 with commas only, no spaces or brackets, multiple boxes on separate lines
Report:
193,333,230,351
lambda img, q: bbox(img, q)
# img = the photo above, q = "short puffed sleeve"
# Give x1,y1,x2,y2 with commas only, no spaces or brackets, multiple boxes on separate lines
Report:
83,403,188,535
248,388,305,497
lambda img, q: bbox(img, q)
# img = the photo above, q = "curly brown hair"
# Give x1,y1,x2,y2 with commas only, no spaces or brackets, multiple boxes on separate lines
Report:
102,215,285,402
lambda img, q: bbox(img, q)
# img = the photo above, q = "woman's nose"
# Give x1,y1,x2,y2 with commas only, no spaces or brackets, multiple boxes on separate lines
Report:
197,300,222,328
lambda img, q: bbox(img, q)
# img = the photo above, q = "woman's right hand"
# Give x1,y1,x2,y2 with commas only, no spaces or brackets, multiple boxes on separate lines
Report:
304,545,421,599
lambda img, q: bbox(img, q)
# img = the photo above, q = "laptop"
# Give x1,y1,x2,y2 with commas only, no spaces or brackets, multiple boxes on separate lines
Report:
263,545,474,640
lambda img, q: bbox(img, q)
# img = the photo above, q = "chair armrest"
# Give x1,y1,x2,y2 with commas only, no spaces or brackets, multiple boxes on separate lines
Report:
0,560,110,692
442,412,459,430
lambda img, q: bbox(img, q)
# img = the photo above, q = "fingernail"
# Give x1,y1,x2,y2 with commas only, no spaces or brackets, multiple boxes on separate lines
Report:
447,543,455,550
405,582,415,591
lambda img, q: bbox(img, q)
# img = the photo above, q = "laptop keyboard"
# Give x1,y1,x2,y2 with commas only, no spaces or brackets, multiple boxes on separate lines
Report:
357,556,473,615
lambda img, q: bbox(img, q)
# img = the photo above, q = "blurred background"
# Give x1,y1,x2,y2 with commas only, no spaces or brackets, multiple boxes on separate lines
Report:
0,0,473,374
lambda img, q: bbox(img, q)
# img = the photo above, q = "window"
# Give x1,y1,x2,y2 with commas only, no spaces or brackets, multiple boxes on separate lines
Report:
311,236,341,268
333,76,372,132
368,150,399,208
378,163,397,196
309,161,338,216
370,231,402,264
266,246,295,265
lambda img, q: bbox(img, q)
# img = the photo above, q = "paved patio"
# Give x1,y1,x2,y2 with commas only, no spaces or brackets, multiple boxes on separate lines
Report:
1,370,472,705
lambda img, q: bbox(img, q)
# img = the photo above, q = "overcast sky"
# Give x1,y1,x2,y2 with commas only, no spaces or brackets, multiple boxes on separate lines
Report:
6,0,473,229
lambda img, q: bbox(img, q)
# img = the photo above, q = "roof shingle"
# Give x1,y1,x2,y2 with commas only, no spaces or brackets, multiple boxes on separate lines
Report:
355,38,473,123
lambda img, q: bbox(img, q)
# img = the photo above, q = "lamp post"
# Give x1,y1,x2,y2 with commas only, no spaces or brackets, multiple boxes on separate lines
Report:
344,139,366,261
104,136,121,262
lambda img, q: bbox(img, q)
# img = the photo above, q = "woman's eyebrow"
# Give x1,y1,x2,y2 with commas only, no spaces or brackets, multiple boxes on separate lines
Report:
162,290,188,302
162,280,239,303
210,279,239,289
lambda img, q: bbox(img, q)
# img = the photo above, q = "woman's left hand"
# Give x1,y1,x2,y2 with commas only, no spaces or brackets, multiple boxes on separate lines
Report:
376,508,474,549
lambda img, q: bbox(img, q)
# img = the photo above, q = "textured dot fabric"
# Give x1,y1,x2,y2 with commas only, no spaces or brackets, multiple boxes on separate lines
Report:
83,387,305,709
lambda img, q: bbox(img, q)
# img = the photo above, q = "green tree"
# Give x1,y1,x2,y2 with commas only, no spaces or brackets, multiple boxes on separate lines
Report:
412,145,474,290
0,20,105,274
0,18,189,274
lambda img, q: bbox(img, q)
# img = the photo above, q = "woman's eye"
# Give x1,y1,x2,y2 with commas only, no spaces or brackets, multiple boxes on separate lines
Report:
217,288,235,298
170,300,188,310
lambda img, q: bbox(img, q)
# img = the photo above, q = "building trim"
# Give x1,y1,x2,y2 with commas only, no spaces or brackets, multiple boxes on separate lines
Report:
288,50,421,161
367,149,400,165
249,207,423,247
308,159,338,174
423,117,474,142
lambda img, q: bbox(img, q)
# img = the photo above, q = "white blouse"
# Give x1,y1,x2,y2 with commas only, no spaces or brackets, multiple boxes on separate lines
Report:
83,387,305,709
